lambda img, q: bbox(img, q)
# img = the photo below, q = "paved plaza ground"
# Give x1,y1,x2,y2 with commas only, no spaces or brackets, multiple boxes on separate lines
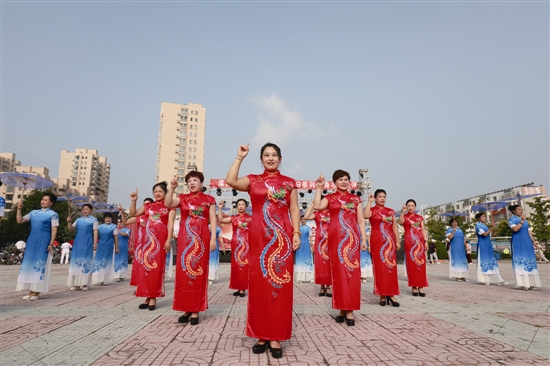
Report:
1,260,549,365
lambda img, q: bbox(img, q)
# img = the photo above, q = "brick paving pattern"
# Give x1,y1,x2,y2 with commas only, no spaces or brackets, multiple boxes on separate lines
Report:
1,261,548,365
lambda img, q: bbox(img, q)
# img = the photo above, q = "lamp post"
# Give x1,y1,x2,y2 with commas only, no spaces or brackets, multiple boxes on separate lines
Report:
358,169,371,196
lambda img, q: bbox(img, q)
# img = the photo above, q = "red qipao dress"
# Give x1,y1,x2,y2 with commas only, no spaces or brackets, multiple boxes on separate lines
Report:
403,212,428,288
369,206,400,296
313,209,331,286
135,201,173,298
173,192,216,313
246,171,296,341
326,192,362,311
130,216,147,287
229,213,252,290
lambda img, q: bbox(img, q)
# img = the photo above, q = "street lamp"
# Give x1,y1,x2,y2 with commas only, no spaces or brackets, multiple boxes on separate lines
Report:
358,169,371,196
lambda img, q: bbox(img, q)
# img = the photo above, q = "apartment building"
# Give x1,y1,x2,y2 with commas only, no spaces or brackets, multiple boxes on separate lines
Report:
58,149,111,203
156,102,206,194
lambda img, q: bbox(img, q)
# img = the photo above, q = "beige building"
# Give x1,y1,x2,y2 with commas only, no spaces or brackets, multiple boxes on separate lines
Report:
156,102,206,194
0,152,67,211
58,149,111,203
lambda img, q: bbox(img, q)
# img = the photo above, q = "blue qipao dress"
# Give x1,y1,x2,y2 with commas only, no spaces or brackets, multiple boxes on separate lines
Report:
475,222,505,284
92,223,118,284
208,225,221,281
16,208,59,293
114,227,130,280
295,224,314,283
445,227,468,279
508,216,540,288
68,215,98,288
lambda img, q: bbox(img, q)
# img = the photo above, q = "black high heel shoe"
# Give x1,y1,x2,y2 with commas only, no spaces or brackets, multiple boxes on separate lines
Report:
335,315,345,323
345,313,355,326
138,299,150,309
148,304,156,311
178,313,191,323
412,287,419,297
239,291,245,297
252,341,268,354
380,297,387,306
386,296,400,307
190,315,199,325
326,288,332,298
268,342,283,359
232,291,240,296
319,287,326,297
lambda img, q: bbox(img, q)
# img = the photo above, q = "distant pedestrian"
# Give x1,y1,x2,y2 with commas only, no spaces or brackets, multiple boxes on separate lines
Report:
466,241,473,264
60,241,72,264
428,240,439,264
15,239,26,252
534,242,549,263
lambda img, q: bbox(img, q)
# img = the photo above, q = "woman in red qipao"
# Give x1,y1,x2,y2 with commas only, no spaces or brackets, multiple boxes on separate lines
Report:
165,171,217,326
217,198,252,297
398,199,429,297
304,205,332,297
364,189,401,307
225,142,300,360
313,170,367,326
129,183,176,311
124,198,154,288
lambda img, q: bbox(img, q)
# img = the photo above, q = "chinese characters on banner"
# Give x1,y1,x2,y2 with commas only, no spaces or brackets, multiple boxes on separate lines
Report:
209,179,359,190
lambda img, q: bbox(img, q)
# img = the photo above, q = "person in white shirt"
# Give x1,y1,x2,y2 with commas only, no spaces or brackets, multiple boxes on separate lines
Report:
60,242,73,264
15,240,26,251
535,242,549,263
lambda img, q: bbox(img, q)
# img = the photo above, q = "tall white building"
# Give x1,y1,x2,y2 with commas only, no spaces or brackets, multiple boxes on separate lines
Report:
58,149,111,203
156,102,206,194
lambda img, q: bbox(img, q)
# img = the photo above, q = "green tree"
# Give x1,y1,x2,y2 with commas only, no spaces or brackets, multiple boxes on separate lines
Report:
494,219,513,237
526,197,550,244
0,190,74,247
424,208,448,259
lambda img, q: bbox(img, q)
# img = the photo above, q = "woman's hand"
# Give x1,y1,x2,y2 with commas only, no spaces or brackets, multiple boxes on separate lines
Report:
118,204,124,212
210,238,217,252
130,189,138,202
292,233,300,250
316,174,325,190
165,240,171,253
395,240,401,251
67,216,72,223
47,244,53,253
170,177,178,190
115,247,119,254
17,202,23,210
401,203,407,213
218,200,224,209
237,144,249,160
367,193,374,203
93,243,98,251
361,237,367,251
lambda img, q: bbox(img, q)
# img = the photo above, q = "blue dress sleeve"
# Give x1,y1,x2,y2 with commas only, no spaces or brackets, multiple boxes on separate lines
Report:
508,216,520,228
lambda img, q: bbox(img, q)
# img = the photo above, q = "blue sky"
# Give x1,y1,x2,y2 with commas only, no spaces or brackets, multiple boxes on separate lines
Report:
2,1,548,210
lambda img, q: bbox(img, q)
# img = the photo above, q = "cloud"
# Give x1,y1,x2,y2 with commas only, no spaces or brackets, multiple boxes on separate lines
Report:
250,93,333,148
